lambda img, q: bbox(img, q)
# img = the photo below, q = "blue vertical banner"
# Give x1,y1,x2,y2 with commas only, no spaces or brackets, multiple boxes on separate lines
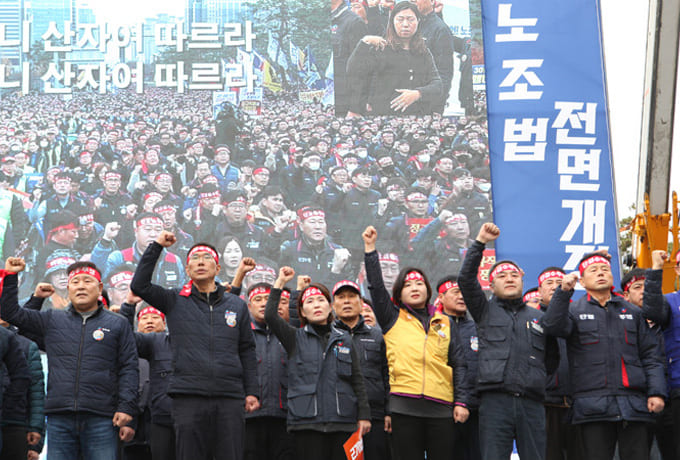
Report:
481,0,621,284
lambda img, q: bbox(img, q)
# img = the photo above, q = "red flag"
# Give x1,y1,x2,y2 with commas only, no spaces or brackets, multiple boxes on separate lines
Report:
343,429,364,460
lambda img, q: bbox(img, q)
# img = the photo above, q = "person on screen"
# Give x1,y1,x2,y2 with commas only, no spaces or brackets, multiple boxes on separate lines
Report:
346,1,443,116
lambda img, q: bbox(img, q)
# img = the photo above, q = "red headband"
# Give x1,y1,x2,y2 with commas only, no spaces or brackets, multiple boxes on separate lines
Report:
248,286,271,301
104,171,122,180
253,167,268,176
187,245,218,263
301,287,326,303
46,222,78,242
579,255,610,275
80,214,94,223
280,290,291,300
444,215,467,225
438,280,459,294
46,256,75,270
523,291,541,303
405,192,427,202
155,173,172,182
297,208,325,222
489,263,520,284
154,204,175,214
136,217,163,228
379,253,399,264
110,271,133,286
404,271,424,282
538,270,564,286
144,192,163,202
68,266,101,283
138,306,165,321
199,190,221,200
623,275,645,293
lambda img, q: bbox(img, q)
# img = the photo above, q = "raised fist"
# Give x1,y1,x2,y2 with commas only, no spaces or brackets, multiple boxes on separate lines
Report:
4,257,25,273
476,223,500,244
156,231,177,247
34,283,55,298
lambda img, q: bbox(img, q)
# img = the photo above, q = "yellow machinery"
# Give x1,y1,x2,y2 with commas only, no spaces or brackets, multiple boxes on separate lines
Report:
629,192,679,293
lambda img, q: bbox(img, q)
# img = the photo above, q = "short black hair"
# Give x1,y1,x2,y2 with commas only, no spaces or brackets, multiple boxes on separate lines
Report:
621,268,646,292
187,242,219,259
247,282,273,298
436,275,459,293
67,261,101,279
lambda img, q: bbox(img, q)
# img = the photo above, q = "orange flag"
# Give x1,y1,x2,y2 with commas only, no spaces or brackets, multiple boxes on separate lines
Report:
343,429,364,460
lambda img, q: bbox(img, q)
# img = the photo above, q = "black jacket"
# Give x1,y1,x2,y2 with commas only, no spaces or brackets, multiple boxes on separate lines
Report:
347,40,443,116
0,325,30,424
248,320,289,419
120,302,173,426
0,273,138,417
448,315,480,409
543,286,667,424
458,241,558,402
334,317,390,420
130,241,259,399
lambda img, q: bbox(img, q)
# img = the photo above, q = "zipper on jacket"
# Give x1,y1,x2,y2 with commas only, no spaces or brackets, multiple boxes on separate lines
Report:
208,291,215,384
73,315,88,411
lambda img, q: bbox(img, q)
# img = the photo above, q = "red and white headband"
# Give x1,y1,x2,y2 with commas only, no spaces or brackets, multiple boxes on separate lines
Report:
136,217,163,228
404,271,424,282
280,290,291,300
523,291,541,303
298,208,325,222
110,271,133,286
301,286,326,303
489,263,520,284
438,280,459,294
187,245,218,264
138,306,165,321
405,192,427,202
538,270,564,286
248,286,271,301
578,255,610,275
623,275,645,293
68,266,101,283
199,190,221,200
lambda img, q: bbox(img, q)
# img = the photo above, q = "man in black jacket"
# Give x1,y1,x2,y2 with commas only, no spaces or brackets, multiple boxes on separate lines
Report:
244,281,294,460
130,235,260,460
0,323,30,456
0,259,138,460
543,252,667,460
458,222,558,460
437,276,480,460
332,279,391,460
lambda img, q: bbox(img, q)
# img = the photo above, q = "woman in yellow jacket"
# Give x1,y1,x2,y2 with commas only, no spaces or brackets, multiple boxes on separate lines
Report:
362,225,470,460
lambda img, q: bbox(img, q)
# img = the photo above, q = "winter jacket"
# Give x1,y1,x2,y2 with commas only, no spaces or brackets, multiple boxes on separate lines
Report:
130,241,259,399
543,286,667,424
458,241,559,402
0,272,139,417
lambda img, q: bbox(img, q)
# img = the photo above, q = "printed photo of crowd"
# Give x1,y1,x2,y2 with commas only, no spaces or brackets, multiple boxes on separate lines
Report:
0,82,491,305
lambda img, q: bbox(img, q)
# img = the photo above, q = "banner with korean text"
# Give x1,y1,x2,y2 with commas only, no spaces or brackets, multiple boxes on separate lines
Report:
481,0,620,284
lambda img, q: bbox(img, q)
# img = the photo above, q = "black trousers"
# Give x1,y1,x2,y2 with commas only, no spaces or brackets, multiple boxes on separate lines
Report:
451,410,481,460
245,417,294,460
363,418,391,460
580,421,649,460
478,392,545,460
150,423,175,460
545,405,585,460
172,396,244,460
293,430,351,460
390,413,454,460
672,397,680,460
0,425,27,460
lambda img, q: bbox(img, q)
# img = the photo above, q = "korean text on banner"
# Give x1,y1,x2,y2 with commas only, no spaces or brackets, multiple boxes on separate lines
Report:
481,0,620,284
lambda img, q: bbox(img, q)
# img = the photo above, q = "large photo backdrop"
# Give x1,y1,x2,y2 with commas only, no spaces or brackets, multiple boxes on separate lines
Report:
0,0,492,305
